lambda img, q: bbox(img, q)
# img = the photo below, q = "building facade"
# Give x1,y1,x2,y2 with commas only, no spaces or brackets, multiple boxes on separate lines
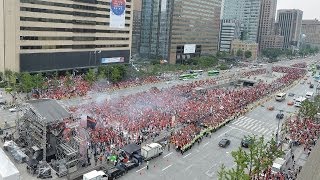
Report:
140,0,222,64
219,19,243,52
301,19,320,48
231,39,258,60
276,9,303,49
222,0,261,43
0,0,133,72
132,0,142,55
222,0,245,21
257,0,279,50
259,35,284,49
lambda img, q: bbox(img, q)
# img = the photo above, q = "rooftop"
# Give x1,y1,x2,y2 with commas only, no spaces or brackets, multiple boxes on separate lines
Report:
26,99,71,124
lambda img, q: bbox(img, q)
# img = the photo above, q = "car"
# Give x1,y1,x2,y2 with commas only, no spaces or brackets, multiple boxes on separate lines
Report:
241,137,253,148
105,167,125,180
288,93,295,97
276,113,284,119
300,81,305,84
218,139,231,148
8,107,18,112
310,84,314,88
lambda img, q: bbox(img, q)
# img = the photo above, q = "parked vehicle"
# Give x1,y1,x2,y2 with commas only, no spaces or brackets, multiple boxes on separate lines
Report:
306,92,314,99
83,170,107,180
105,167,125,180
141,143,163,161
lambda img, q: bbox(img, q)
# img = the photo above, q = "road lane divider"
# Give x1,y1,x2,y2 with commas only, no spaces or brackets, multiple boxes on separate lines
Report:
183,153,192,158
163,152,173,158
162,164,172,171
136,166,147,173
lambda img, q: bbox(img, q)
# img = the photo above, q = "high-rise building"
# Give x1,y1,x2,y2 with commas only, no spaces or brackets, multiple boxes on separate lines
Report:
301,19,320,48
0,0,133,72
222,0,261,43
243,0,262,42
219,19,243,52
132,0,142,56
257,0,283,50
140,0,222,64
276,9,303,49
222,0,245,21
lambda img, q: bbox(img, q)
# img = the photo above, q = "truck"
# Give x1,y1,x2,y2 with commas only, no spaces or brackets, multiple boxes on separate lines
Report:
271,158,287,174
141,143,163,161
83,170,107,180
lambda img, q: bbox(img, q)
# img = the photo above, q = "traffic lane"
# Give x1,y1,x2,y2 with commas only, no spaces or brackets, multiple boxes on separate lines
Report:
120,125,236,180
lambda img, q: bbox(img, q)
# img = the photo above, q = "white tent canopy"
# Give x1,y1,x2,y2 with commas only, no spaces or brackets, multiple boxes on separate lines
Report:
0,148,20,180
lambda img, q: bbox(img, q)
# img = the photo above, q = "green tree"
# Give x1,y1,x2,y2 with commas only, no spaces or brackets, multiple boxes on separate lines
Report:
236,49,244,57
4,69,13,82
19,72,34,92
262,48,284,60
32,73,44,89
218,136,284,179
299,99,318,119
218,63,228,70
244,51,252,59
110,66,122,83
85,68,97,85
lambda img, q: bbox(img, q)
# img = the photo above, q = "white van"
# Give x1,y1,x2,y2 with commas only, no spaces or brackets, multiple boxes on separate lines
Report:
306,92,314,99
275,93,286,101
294,97,307,107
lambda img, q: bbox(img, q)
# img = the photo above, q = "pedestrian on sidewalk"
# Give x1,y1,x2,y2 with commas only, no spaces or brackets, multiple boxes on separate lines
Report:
147,161,149,170
94,155,98,166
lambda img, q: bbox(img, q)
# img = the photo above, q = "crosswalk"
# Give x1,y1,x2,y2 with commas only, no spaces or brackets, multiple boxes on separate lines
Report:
230,116,277,139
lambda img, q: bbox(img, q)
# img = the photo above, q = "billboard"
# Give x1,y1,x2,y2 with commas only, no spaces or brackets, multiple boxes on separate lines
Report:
101,57,125,64
184,44,196,54
110,0,126,28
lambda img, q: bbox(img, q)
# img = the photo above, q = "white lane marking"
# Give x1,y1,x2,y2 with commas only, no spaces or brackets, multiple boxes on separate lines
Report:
136,166,147,172
163,152,173,158
257,127,265,133
183,153,192,158
218,127,235,138
262,129,269,134
162,164,172,171
226,125,251,134
185,164,193,171
203,142,210,147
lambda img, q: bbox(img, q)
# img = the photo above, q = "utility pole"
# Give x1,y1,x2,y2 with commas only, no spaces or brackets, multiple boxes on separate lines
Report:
276,109,283,143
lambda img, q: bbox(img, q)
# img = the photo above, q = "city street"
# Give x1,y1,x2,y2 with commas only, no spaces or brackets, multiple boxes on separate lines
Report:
120,62,317,180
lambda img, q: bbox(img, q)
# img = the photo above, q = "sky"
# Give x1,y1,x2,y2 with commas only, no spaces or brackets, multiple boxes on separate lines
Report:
277,0,320,19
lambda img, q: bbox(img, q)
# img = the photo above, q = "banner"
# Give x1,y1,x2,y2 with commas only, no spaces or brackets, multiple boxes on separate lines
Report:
110,0,126,28
101,57,124,64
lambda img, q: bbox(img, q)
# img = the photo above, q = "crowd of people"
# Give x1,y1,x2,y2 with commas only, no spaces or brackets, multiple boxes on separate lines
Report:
285,116,320,155
291,62,307,68
39,75,166,99
70,66,306,156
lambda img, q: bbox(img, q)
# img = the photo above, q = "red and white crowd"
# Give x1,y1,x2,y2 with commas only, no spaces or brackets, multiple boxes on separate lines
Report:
68,66,306,155
290,62,307,68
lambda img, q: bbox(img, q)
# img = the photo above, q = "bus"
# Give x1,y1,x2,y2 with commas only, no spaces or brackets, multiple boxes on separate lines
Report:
179,74,198,80
190,70,204,75
207,70,220,76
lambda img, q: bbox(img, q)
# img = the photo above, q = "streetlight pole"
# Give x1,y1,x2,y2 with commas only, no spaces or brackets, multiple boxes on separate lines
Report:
276,109,283,143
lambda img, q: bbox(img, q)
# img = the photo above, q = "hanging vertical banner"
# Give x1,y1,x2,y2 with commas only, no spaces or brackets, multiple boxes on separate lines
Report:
110,0,126,28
